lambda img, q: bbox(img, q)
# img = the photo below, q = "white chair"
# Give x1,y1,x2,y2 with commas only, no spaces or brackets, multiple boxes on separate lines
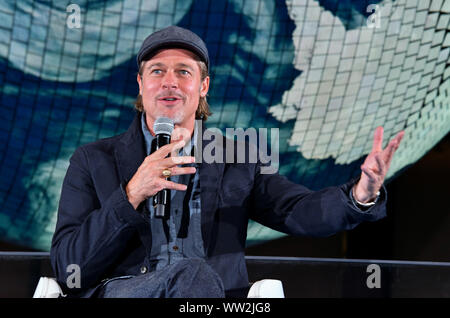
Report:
33,276,284,298
33,277,65,298
247,279,285,298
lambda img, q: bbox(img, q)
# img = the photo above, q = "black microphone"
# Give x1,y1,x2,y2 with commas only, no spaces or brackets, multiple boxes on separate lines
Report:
151,117,174,218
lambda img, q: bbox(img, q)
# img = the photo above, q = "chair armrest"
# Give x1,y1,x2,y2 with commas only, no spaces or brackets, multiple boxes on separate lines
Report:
247,279,285,298
33,277,65,298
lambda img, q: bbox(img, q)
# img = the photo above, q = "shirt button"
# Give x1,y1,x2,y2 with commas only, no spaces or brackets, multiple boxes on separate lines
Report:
172,246,179,251
140,266,148,274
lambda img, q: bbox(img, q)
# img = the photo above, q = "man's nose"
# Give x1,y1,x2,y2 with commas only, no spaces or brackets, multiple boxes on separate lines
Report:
162,71,178,89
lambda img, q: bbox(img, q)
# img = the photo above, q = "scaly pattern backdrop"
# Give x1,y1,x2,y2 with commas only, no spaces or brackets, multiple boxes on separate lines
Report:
0,0,449,250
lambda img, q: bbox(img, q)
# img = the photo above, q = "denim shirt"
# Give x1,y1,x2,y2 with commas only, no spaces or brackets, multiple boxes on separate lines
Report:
141,113,205,271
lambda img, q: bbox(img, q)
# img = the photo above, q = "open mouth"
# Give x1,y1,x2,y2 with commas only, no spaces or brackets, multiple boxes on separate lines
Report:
158,96,182,105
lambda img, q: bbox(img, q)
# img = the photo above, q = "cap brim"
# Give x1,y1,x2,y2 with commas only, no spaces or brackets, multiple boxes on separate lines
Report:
138,41,208,68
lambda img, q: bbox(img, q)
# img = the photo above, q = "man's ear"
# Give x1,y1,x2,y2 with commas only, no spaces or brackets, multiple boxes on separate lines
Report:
137,73,142,94
200,76,210,97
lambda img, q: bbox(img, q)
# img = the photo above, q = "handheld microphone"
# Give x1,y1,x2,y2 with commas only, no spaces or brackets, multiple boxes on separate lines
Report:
151,117,174,218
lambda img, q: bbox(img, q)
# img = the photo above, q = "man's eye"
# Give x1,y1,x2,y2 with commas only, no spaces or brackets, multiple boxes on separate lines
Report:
179,70,190,75
151,69,162,74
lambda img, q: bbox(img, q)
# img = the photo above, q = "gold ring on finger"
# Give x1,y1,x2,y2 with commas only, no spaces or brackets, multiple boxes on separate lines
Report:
162,169,171,178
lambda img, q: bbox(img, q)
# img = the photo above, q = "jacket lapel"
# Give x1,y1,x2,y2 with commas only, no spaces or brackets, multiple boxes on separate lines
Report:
198,124,225,255
114,112,147,184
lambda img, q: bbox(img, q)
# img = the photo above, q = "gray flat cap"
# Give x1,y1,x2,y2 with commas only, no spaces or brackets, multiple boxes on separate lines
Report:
136,26,209,70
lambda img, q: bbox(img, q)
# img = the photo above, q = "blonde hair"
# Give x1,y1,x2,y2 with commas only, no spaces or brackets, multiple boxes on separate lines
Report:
134,59,212,121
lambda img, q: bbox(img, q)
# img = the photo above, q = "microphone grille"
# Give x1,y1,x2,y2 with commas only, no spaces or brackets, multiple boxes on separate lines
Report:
153,117,174,135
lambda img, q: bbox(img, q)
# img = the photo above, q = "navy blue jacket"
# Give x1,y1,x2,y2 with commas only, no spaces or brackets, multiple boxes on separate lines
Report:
50,112,387,297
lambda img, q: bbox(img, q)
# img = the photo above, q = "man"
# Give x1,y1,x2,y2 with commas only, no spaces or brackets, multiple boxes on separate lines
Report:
50,26,404,298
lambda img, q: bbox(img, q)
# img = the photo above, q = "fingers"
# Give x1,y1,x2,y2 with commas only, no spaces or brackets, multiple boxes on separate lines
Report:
152,167,196,193
158,179,189,192
374,154,386,175
395,130,405,145
361,160,385,186
371,126,384,153
160,155,196,167
358,129,405,199
361,154,383,177
150,139,187,160
165,166,196,177
382,130,405,164
361,165,377,181
144,139,195,168
171,128,192,157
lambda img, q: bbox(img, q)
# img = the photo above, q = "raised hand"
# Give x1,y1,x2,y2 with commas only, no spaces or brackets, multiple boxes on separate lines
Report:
353,126,405,203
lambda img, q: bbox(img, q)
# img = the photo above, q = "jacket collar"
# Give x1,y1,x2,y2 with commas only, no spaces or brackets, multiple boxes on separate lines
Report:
115,112,147,184
197,122,224,254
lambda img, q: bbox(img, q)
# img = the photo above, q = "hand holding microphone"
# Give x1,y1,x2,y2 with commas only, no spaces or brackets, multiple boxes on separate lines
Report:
125,117,196,214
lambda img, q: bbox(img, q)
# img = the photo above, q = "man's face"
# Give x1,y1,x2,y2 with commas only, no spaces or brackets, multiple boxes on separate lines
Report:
137,48,209,131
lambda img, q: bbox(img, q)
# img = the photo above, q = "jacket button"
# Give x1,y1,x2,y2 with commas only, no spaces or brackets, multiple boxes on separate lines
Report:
140,266,148,274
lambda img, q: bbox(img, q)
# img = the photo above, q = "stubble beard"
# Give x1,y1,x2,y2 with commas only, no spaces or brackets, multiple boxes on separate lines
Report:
147,98,186,125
